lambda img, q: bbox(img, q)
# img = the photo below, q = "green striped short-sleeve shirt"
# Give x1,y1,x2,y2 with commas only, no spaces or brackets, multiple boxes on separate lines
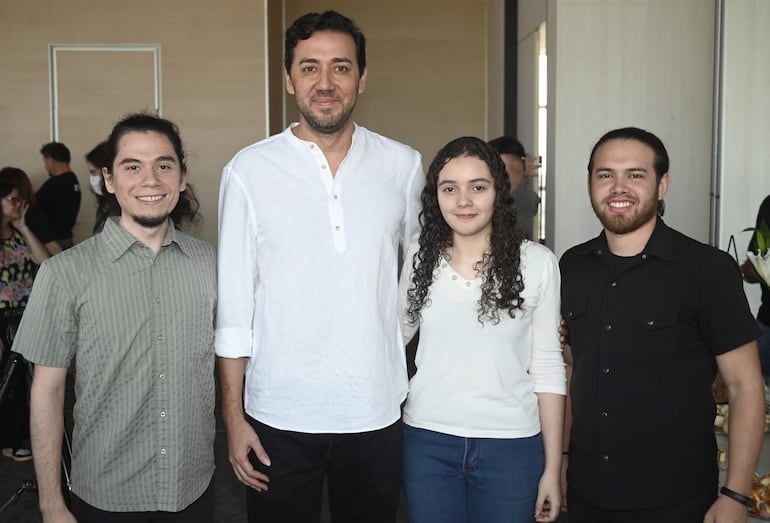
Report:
14,218,216,512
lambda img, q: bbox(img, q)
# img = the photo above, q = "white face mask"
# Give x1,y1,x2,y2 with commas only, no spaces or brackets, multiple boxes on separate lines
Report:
90,175,104,196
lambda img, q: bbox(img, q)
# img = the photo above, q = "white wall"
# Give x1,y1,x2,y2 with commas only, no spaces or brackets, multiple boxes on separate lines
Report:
541,0,716,257
717,0,770,313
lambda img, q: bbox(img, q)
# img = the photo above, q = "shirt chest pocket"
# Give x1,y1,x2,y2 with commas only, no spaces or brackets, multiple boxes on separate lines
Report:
628,306,680,363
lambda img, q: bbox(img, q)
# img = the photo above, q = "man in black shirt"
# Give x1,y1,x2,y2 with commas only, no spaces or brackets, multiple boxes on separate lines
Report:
38,142,81,249
560,127,764,522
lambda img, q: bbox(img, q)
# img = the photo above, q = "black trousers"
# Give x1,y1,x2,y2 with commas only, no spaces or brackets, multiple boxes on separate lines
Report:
0,308,29,450
246,416,403,523
567,484,717,523
70,480,214,523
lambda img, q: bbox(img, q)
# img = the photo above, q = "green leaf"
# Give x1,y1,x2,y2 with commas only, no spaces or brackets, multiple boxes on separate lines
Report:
743,220,770,257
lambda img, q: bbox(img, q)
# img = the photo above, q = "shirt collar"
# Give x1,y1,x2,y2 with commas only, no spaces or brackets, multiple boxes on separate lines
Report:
577,217,674,262
100,217,191,262
286,122,360,149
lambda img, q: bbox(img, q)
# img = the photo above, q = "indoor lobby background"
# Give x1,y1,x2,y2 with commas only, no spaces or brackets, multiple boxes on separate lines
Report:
0,0,768,307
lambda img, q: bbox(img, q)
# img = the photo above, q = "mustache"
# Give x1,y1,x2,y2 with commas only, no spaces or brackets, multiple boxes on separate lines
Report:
312,90,338,99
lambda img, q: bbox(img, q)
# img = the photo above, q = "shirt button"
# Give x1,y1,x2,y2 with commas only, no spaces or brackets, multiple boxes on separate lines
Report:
158,334,164,341
160,411,166,418
646,319,655,326
600,411,609,418
641,254,648,260
160,448,167,455
602,367,610,374
451,275,458,280
309,144,315,149
333,194,338,199
155,297,161,304
604,324,612,331
465,282,471,287
159,373,166,380
321,164,327,170
601,454,609,462
610,281,617,287
335,226,341,231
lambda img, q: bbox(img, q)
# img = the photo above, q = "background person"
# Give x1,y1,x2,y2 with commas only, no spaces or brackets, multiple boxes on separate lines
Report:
37,142,81,249
85,141,112,233
0,167,62,256
400,136,565,523
488,136,540,240
0,179,50,463
741,195,770,378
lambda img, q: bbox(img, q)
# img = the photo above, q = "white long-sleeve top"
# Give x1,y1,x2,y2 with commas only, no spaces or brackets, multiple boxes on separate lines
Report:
400,239,566,438
216,124,424,433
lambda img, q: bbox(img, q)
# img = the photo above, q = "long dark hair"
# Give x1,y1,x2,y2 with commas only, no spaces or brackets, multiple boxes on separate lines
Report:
406,136,526,325
102,113,201,230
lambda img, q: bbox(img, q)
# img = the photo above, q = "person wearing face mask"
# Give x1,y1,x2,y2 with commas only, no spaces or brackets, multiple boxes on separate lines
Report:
85,141,112,233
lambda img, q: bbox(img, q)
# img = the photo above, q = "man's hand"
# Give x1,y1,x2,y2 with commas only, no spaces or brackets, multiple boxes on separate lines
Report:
703,494,749,523
226,417,271,491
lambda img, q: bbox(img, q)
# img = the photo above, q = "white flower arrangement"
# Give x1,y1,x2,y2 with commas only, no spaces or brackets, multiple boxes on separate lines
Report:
745,220,770,287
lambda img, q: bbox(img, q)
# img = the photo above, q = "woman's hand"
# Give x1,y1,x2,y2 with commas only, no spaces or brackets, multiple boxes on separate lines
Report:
535,468,562,522
10,200,29,232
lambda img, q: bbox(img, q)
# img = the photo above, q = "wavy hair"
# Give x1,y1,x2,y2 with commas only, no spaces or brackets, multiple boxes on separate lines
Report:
406,136,526,325
103,113,201,230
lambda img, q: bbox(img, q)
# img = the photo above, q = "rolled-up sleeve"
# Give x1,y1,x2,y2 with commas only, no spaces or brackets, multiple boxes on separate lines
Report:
530,247,566,395
215,164,258,359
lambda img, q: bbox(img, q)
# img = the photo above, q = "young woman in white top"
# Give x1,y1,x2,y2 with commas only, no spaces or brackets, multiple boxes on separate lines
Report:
399,136,565,523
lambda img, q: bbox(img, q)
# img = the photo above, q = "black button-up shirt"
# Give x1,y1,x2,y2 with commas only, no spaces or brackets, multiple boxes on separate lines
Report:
560,219,759,509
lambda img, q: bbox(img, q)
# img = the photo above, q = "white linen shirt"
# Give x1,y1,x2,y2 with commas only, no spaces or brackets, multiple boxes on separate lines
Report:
400,239,566,438
216,123,424,433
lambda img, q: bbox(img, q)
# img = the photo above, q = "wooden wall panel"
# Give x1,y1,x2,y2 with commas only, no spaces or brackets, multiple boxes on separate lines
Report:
283,1,488,167
0,0,267,245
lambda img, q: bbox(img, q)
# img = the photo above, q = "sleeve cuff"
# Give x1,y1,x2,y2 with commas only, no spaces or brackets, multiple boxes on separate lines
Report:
215,327,253,358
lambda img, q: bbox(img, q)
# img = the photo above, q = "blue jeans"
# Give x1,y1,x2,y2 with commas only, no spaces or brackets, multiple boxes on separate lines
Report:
402,424,544,523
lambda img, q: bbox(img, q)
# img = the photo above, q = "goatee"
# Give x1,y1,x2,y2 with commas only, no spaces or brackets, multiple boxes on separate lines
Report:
133,214,169,228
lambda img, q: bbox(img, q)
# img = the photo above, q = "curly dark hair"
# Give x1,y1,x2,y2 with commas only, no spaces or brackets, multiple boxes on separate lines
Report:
406,136,526,325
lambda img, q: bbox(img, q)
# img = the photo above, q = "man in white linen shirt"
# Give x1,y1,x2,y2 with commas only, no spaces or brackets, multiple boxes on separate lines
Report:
216,10,424,523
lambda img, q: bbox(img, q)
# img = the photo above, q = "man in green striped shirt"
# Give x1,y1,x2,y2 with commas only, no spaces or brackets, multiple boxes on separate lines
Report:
13,114,217,523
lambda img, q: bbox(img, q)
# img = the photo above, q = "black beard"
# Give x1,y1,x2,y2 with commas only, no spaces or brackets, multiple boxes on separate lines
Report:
132,214,169,228
301,106,355,134
591,196,658,235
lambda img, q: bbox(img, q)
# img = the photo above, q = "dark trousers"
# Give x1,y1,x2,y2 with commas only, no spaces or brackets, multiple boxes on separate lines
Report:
567,485,717,523
0,308,29,449
70,480,214,523
246,416,403,523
